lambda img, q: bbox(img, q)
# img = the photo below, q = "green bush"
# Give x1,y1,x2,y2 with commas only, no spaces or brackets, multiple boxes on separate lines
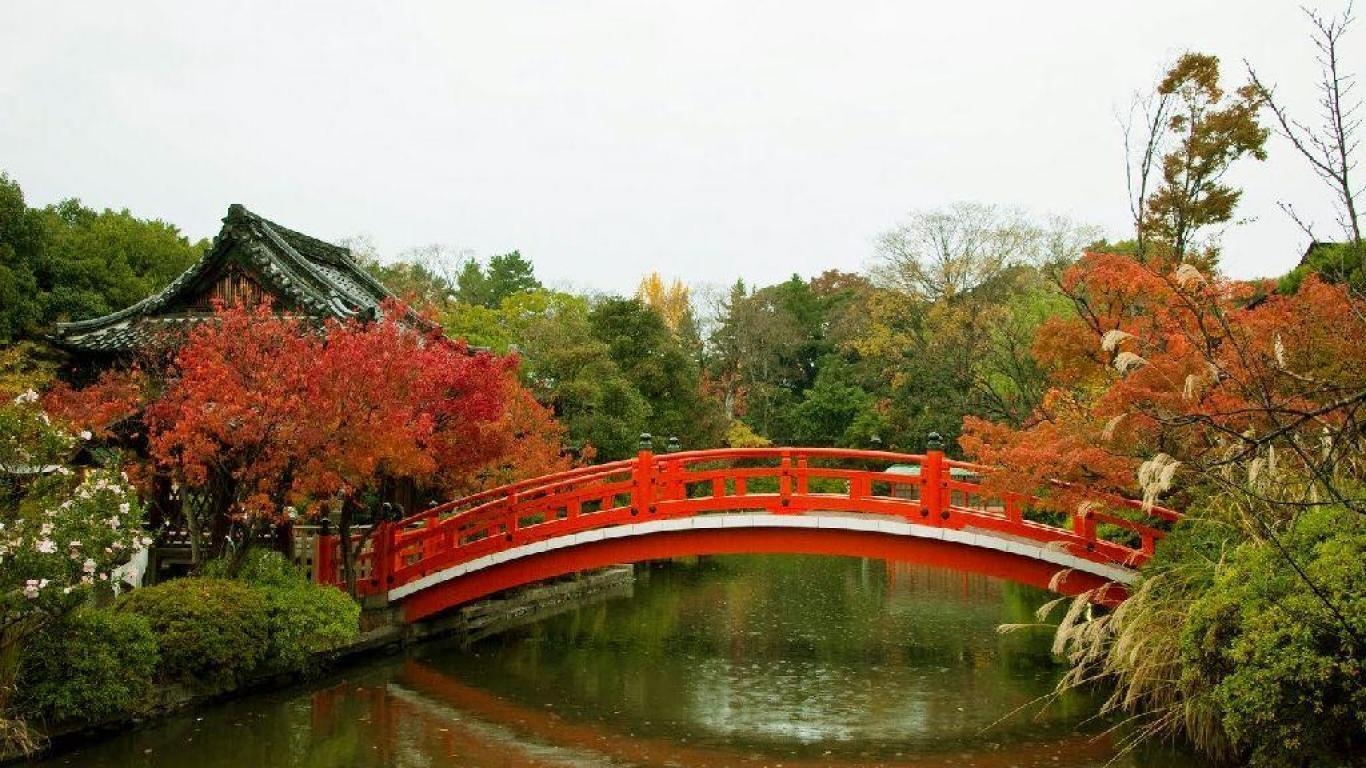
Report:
202,547,298,586
209,550,360,672
1182,506,1366,767
17,608,159,724
256,579,359,672
119,578,270,690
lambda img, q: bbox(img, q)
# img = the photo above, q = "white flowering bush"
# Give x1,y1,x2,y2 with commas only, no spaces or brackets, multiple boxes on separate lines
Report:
0,395,148,743
1,394,146,626
0,390,72,492
0,471,148,625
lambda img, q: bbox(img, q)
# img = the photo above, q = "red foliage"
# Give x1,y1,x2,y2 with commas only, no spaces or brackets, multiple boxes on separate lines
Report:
281,305,515,513
44,368,151,440
963,253,1366,506
465,376,577,492
45,300,580,533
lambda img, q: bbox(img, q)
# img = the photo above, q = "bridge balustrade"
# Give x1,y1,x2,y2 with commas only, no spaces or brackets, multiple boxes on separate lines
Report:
314,446,1180,600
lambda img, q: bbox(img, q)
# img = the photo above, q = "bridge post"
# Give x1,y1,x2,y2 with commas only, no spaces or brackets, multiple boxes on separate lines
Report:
779,450,793,509
314,517,336,586
633,434,656,516
923,432,947,520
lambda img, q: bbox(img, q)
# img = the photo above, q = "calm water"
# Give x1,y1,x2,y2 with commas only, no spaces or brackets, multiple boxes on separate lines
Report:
34,556,1197,767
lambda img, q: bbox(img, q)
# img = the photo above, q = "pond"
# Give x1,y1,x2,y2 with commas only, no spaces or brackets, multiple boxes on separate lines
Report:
33,555,1198,767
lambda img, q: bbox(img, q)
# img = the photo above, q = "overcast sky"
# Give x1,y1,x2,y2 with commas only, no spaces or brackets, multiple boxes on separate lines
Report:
3,1,1360,295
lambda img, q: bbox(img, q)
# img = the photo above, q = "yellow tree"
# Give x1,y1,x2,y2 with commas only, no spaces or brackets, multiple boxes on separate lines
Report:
637,272,691,332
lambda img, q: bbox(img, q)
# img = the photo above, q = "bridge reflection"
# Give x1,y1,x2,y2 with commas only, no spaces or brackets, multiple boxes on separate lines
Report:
311,659,1127,768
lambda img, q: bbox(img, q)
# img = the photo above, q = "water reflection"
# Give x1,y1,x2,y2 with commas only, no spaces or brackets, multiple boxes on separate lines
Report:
35,555,1197,767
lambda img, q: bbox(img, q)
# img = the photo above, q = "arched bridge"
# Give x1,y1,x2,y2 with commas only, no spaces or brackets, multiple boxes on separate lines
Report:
315,445,1179,622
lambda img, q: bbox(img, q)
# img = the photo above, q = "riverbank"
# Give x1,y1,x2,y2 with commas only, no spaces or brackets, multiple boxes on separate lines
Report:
11,565,635,765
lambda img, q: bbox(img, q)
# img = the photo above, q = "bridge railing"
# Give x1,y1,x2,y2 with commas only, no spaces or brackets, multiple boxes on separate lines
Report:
316,446,1180,597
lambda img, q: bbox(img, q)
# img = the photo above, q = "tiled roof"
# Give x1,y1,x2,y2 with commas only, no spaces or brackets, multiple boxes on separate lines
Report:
53,205,396,353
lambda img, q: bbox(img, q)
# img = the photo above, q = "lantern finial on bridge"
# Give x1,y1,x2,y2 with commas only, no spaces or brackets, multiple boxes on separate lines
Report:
639,433,654,451
667,436,681,453
926,432,944,452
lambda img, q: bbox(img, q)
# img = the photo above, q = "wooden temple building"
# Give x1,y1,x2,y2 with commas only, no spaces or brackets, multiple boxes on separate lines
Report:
51,204,405,580
52,203,396,356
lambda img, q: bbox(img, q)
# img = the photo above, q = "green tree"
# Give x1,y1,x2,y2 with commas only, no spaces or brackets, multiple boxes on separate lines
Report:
788,355,878,446
0,172,207,341
456,250,541,308
0,173,44,342
1182,506,1365,767
455,257,492,307
440,290,652,461
849,265,1063,452
589,297,725,450
35,199,207,324
708,279,806,434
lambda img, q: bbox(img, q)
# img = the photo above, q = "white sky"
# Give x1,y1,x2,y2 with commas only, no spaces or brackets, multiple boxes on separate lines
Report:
3,1,1359,294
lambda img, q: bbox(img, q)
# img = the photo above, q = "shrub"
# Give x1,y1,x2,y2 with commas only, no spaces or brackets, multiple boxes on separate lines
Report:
119,578,269,690
1182,506,1365,767
208,550,359,672
256,579,359,672
17,608,158,724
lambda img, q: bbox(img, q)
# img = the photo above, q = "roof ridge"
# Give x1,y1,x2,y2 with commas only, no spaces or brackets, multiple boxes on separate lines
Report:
53,204,400,351
230,204,393,304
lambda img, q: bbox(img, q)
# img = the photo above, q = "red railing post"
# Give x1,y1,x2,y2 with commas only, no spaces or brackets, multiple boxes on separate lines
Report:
661,458,682,504
923,434,946,519
778,450,793,509
1004,495,1023,526
1072,508,1097,545
633,435,656,516
423,509,439,561
314,525,336,586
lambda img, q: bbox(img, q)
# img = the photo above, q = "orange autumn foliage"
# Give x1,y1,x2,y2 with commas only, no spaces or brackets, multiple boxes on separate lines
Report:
467,376,578,492
962,252,1366,507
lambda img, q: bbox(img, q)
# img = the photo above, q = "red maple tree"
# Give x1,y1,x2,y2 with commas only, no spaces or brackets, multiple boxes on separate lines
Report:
51,301,576,584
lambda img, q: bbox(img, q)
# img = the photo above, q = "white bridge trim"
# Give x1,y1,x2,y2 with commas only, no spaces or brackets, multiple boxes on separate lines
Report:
386,512,1137,602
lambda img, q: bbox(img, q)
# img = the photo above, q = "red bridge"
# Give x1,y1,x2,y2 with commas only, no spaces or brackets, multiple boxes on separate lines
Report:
315,444,1179,622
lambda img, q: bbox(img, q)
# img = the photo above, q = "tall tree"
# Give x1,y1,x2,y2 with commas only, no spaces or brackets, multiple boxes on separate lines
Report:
708,279,806,433
1132,54,1269,266
0,174,42,343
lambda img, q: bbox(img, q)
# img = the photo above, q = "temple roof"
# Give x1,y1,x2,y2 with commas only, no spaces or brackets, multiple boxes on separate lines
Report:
53,204,396,353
